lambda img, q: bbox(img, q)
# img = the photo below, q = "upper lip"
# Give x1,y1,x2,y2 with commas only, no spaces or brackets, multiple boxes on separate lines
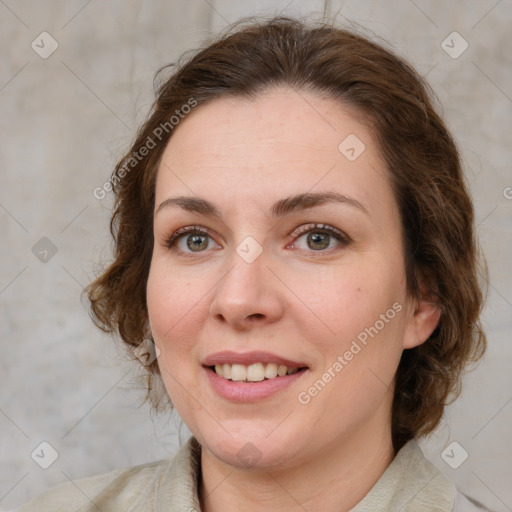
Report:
202,351,307,368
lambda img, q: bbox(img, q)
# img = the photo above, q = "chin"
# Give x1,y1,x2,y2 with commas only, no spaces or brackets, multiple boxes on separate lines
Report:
211,438,297,470
192,418,308,470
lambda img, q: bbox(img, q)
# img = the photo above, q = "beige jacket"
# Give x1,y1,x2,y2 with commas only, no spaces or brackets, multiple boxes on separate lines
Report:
16,436,490,511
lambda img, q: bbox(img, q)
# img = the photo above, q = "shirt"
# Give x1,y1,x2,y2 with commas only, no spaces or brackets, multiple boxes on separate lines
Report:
16,436,491,511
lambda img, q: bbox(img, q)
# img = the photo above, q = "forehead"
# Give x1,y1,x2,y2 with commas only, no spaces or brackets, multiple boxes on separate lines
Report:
155,87,391,211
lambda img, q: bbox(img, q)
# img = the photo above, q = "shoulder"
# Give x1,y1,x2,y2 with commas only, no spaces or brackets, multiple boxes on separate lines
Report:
15,458,171,512
15,436,202,512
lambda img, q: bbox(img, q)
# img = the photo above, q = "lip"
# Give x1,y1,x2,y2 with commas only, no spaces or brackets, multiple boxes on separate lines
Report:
202,351,309,403
204,365,308,402
202,350,307,368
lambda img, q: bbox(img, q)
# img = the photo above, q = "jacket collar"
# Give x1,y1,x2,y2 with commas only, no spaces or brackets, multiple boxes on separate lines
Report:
157,436,455,511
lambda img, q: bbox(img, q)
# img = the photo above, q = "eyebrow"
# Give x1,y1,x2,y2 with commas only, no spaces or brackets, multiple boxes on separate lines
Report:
155,191,368,218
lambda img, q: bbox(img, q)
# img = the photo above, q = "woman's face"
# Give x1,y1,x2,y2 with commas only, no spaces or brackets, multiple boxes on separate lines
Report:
147,87,439,469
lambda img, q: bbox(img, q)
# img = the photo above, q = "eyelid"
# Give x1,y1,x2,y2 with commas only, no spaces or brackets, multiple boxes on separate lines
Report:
164,225,216,249
288,223,351,245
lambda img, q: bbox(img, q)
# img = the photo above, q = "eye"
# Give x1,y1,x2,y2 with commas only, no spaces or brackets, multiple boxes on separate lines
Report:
290,223,350,253
164,226,219,253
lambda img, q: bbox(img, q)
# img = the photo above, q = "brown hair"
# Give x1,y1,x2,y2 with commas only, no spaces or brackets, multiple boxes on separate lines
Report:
86,16,487,451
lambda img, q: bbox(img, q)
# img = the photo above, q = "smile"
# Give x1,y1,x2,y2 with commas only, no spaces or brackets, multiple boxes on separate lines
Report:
202,351,309,401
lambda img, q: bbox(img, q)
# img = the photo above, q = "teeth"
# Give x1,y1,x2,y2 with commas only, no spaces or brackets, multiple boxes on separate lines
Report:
222,363,231,379
213,363,302,382
247,363,265,381
265,363,278,379
231,364,247,381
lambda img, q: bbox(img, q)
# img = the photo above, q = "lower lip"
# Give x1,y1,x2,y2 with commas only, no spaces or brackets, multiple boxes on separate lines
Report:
204,366,308,402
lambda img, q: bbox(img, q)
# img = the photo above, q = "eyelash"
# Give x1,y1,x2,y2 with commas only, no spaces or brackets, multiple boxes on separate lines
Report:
164,225,211,250
163,223,351,256
288,223,350,253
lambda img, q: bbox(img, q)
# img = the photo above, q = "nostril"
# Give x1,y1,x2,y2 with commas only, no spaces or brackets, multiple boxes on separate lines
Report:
248,313,265,320
214,313,227,323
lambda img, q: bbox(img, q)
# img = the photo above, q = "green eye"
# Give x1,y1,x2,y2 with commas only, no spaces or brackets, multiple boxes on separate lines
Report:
165,226,216,253
306,232,331,250
186,234,210,252
292,224,349,253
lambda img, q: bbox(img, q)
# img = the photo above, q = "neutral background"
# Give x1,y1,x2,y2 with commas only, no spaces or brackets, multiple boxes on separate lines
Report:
1,1,511,510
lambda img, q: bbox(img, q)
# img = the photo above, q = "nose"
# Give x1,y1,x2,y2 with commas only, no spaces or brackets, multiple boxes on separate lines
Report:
209,247,285,330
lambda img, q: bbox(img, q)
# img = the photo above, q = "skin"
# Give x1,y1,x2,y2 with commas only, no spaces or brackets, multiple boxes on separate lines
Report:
147,86,441,512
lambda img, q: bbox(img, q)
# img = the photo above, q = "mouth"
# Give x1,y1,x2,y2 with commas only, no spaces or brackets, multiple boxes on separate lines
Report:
208,362,308,383
202,350,310,392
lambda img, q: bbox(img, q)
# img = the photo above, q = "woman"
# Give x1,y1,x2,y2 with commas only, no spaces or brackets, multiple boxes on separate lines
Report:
18,16,490,512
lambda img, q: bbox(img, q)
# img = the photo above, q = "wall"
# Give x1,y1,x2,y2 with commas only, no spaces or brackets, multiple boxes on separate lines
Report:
1,1,511,510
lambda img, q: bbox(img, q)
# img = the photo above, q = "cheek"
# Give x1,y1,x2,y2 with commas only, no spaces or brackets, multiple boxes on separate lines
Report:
146,261,199,353
290,260,400,336
146,262,206,405
297,259,406,377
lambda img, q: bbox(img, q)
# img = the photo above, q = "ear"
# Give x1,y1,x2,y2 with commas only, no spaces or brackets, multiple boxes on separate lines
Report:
402,274,442,350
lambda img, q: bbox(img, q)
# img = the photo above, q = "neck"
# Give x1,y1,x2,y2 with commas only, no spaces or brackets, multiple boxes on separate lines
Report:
199,420,395,512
